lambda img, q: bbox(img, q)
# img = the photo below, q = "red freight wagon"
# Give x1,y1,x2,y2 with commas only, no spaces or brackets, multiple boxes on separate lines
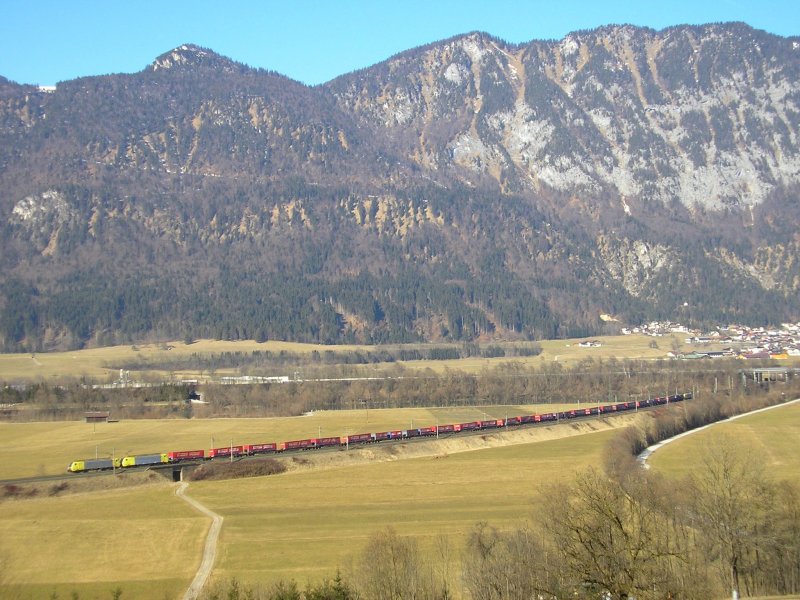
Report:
209,445,245,458
418,426,437,436
244,443,277,455
168,449,205,462
346,433,373,444
279,438,316,451
437,424,456,434
373,430,404,441
317,436,343,447
480,419,503,429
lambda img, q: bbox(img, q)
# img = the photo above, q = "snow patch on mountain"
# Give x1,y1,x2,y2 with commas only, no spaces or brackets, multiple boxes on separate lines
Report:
11,189,73,226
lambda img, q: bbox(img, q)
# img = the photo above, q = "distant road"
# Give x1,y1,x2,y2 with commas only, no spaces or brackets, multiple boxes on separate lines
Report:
637,397,800,468
176,482,224,600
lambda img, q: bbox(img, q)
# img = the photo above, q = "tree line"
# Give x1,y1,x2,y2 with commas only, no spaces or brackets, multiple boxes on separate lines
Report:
113,343,542,375
0,357,787,421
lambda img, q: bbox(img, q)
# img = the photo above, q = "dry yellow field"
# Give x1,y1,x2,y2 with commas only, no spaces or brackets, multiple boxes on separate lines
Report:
0,481,207,600
0,404,587,479
0,334,692,383
0,410,641,599
0,339,366,383
648,400,800,482
187,425,622,589
4,395,793,599
400,334,685,372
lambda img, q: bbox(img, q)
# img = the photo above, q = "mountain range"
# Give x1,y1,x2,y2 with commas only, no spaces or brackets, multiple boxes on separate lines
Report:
1,22,799,351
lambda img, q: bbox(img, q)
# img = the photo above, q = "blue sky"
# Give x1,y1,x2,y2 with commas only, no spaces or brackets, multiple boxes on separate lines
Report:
1,0,798,87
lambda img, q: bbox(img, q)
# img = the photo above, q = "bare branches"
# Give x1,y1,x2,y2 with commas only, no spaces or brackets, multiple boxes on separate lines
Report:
540,468,695,599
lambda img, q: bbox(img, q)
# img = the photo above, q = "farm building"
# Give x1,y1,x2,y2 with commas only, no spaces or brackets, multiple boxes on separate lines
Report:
84,411,110,423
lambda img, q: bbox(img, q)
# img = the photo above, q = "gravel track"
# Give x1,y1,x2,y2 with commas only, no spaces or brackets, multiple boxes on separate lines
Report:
176,481,224,600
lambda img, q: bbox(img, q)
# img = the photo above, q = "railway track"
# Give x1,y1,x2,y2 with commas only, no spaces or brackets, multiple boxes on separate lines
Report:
1,397,687,486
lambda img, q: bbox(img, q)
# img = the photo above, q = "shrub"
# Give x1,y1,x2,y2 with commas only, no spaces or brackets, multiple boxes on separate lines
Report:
188,458,287,481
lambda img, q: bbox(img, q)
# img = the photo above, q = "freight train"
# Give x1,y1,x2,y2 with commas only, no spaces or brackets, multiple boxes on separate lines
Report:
67,393,690,472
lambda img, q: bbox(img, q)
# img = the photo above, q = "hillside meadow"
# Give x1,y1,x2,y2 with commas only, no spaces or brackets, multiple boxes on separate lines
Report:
188,426,623,588
648,400,800,481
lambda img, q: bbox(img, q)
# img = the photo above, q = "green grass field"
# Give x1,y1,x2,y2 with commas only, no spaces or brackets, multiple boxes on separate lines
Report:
0,334,697,383
648,401,800,481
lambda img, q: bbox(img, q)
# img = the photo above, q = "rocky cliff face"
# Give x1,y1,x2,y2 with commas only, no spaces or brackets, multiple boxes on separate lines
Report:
0,25,798,349
326,24,800,210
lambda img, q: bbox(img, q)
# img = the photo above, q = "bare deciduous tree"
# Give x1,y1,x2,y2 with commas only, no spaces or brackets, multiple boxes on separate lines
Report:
462,521,553,600
541,468,697,600
686,434,777,599
768,480,800,594
354,527,433,600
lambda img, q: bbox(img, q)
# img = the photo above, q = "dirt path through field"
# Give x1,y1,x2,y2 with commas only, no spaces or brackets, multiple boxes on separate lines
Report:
176,481,223,600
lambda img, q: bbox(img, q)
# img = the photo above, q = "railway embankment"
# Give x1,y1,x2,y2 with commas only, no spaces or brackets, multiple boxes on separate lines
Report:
273,410,645,475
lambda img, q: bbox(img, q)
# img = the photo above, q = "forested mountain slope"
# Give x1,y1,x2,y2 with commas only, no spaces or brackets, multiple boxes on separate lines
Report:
1,23,799,350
